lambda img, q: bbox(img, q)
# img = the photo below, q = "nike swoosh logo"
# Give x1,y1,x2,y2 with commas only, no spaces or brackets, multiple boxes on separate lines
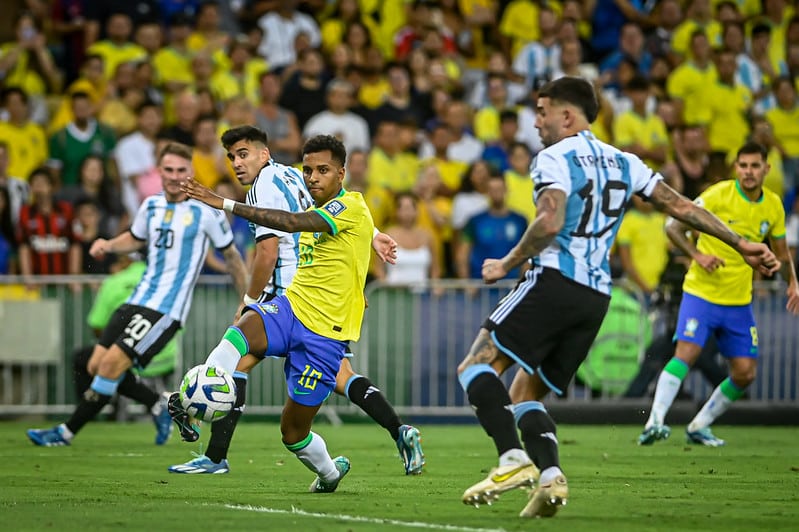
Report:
292,387,312,395
491,465,529,483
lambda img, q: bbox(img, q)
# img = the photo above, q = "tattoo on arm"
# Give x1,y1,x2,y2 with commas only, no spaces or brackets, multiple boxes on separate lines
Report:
232,203,331,233
500,189,565,272
649,182,741,250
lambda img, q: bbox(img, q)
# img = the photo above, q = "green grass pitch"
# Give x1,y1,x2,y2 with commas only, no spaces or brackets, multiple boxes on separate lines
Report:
2,421,798,531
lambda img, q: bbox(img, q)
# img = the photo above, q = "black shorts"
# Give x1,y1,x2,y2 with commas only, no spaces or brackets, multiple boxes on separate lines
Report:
483,266,610,395
98,304,181,370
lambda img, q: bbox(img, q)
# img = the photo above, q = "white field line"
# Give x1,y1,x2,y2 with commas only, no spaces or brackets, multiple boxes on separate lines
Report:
224,503,508,532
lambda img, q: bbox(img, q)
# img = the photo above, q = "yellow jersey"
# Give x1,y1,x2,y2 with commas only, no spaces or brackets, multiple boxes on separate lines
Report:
684,179,786,305
671,19,722,58
612,110,669,169
86,41,147,80
287,189,374,341
616,209,669,291
667,62,717,125
504,169,537,222
765,105,799,157
701,82,752,157
0,121,47,180
368,148,418,192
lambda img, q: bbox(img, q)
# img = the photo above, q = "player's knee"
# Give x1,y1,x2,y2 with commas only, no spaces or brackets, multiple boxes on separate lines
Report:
730,366,756,387
96,348,132,379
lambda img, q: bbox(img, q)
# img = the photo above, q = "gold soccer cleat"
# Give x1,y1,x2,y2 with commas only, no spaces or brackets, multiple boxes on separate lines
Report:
519,474,568,518
462,462,540,507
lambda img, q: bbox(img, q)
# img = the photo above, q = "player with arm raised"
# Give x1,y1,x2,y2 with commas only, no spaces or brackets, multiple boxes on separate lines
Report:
638,141,799,447
27,143,248,447
455,77,780,518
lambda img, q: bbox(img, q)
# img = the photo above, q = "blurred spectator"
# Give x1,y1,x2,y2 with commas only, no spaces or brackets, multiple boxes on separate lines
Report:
133,20,163,57
440,0,497,70
303,78,370,154
749,23,788,110
613,76,669,170
450,160,490,234
759,0,791,70
646,0,682,65
368,120,418,193
456,173,526,280
253,70,302,165
616,195,670,299
588,0,654,63
671,124,711,199
216,38,269,106
47,91,117,186
48,54,107,134
0,87,48,182
468,50,527,110
86,12,147,80
192,114,231,189
320,0,378,55
114,100,162,218
553,38,599,83
377,192,440,285
99,62,145,136
480,109,519,172
600,22,653,91
152,13,193,99
0,12,63,98
502,141,536,223
750,115,786,199
357,46,390,109
84,1,160,46
343,19,374,70
0,141,29,225
279,48,328,130
256,0,321,72
345,148,394,231
0,185,16,273
186,1,230,69
667,30,717,126
765,77,799,193
73,198,115,274
701,48,752,159
419,99,483,165
369,62,429,133
499,0,543,59
57,154,126,237
473,74,512,143
394,0,456,61
203,178,253,275
420,122,468,196
50,0,90,84
17,168,81,279
161,89,198,145
512,4,560,92
671,0,722,59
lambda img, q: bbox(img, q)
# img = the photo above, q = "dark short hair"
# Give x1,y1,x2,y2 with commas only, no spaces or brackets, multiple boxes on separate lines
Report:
538,76,599,123
1,86,28,105
302,135,347,167
220,125,268,150
499,109,518,122
625,75,650,92
736,141,768,161
158,142,193,163
751,23,772,38
28,167,54,185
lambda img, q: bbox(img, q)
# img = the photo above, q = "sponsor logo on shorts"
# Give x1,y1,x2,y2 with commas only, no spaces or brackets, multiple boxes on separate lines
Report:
684,318,698,338
292,387,312,396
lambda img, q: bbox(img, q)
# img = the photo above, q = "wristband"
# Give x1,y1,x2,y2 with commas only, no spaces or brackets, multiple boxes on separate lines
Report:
373,227,380,238
223,198,236,213
242,294,258,305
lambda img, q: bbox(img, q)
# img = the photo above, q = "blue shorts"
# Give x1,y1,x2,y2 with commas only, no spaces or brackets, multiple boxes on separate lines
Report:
675,293,758,358
246,296,348,406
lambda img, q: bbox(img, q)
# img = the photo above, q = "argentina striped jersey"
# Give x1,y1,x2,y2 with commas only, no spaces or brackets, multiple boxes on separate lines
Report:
531,130,661,295
128,195,235,323
245,160,313,297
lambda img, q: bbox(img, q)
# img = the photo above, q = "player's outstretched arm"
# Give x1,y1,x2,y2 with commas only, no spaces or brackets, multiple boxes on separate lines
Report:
182,178,330,233
373,231,398,264
649,181,780,276
89,231,145,258
769,236,799,314
664,217,726,273
483,188,566,283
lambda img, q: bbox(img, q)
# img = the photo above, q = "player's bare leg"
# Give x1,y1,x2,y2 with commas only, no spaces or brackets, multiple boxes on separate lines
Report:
458,329,538,506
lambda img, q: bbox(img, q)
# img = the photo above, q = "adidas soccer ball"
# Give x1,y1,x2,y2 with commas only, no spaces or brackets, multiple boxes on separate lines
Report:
179,364,236,423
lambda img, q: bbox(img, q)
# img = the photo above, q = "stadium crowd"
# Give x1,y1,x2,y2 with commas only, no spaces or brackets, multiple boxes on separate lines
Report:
0,0,798,293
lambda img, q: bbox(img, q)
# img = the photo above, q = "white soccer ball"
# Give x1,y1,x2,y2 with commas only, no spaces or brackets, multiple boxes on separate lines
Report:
179,364,236,423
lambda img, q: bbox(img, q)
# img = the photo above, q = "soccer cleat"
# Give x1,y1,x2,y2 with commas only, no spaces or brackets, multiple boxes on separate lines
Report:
396,425,425,475
686,427,725,447
519,474,569,518
152,393,174,445
462,462,539,507
638,424,671,445
27,426,70,447
309,456,351,493
167,391,200,442
168,454,230,474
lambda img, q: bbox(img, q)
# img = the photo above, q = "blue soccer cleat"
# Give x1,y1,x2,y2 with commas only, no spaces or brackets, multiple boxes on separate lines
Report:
638,424,671,445
686,427,725,447
396,424,425,475
167,392,200,442
152,393,173,445
168,454,230,474
27,426,70,447
309,456,350,493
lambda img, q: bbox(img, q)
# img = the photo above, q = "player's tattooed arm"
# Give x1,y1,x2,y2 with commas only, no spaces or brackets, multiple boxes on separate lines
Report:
499,189,566,273
231,204,331,233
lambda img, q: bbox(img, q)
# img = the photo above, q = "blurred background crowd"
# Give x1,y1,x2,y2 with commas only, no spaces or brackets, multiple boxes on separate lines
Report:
0,0,798,298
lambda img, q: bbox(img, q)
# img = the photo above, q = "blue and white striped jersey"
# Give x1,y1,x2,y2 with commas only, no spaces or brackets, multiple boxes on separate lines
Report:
245,160,312,297
531,130,662,295
127,194,235,323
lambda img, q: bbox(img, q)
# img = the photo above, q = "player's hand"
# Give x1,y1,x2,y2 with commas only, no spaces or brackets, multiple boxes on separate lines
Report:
89,238,111,258
372,232,398,264
693,253,725,273
482,258,507,284
736,240,781,276
786,283,799,315
181,178,223,209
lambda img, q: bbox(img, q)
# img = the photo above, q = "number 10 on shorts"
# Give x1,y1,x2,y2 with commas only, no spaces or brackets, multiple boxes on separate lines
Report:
297,364,323,391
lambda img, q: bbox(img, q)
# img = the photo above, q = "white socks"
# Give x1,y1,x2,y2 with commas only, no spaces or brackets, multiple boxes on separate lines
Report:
205,339,242,376
292,432,338,482
498,448,532,467
647,371,682,428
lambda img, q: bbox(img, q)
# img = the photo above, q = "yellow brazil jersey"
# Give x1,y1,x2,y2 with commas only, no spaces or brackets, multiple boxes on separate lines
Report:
474,106,501,142
763,146,784,198
504,169,537,222
0,121,47,180
703,82,752,157
667,62,717,126
287,189,374,341
0,43,48,96
499,0,540,59
684,179,786,306
612,110,669,169
86,41,147,80
711,0,761,19
765,105,799,157
368,148,417,192
671,19,722,58
616,209,669,291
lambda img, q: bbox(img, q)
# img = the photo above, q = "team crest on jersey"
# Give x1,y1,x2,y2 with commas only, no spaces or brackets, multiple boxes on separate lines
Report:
684,318,699,338
323,200,347,217
260,303,279,314
163,209,174,223
759,220,769,236
183,211,194,226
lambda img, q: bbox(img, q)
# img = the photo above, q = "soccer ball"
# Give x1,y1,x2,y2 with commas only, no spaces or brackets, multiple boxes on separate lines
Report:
178,364,236,423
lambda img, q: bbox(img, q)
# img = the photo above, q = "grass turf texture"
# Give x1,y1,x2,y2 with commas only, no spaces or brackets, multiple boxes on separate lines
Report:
2,422,798,531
